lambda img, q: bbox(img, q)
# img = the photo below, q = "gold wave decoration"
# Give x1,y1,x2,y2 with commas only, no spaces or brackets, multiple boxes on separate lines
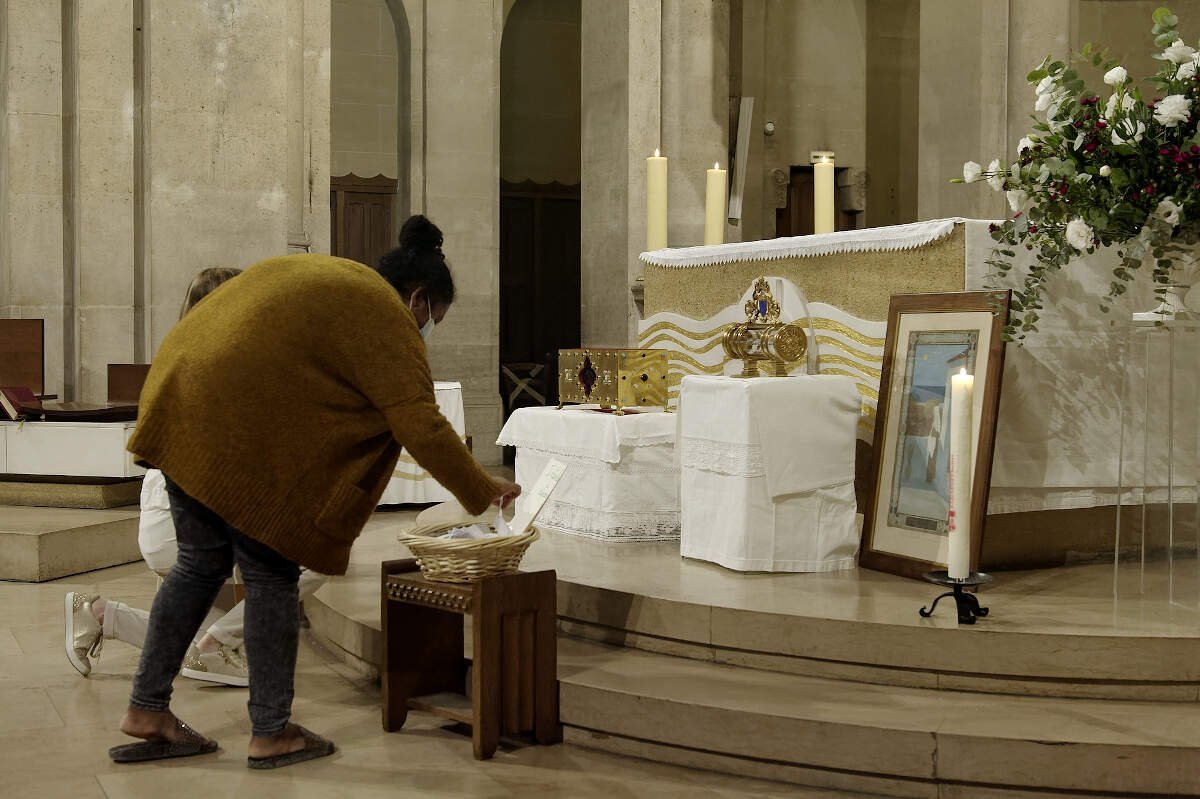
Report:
641,332,727,355
817,355,882,379
818,368,880,400
809,318,885,347
813,336,882,365
663,352,726,375
640,320,732,342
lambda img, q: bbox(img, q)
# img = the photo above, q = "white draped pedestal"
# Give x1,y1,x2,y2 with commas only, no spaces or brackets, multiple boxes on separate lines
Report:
497,406,679,541
378,381,465,506
678,374,861,572
0,421,143,478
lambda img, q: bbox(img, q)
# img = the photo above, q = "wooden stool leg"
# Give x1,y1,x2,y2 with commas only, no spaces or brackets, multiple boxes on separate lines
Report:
472,595,502,760
533,576,561,744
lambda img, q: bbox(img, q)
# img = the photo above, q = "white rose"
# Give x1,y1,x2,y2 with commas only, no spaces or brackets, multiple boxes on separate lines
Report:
1035,75,1056,95
962,161,983,183
986,159,1004,191
1111,119,1146,145
1162,39,1197,65
1065,218,1094,251
1017,136,1035,154
1006,189,1029,213
1104,92,1136,120
1154,94,1192,127
1178,60,1198,81
1104,66,1128,85
1035,90,1058,112
1099,165,1112,177
1156,198,1183,225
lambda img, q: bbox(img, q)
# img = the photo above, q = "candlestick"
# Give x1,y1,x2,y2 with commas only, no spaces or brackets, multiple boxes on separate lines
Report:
704,162,727,245
646,149,668,251
947,367,974,580
810,151,835,234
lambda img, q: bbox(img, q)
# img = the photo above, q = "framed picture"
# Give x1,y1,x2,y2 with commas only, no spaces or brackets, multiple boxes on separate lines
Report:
859,291,1010,580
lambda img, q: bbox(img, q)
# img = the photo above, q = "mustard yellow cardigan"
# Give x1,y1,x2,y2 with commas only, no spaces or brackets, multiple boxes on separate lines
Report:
129,254,497,575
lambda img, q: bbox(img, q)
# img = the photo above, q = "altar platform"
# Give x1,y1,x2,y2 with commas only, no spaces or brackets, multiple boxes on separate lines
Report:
308,516,1200,798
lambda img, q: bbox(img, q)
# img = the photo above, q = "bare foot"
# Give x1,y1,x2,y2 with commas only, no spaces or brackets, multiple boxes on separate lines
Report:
247,723,311,759
119,707,213,746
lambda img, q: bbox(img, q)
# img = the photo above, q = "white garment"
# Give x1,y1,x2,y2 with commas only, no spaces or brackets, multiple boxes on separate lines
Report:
678,375,861,572
130,468,328,648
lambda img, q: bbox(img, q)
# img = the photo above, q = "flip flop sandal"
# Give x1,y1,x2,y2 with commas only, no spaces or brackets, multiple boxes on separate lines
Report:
246,726,336,770
109,719,219,763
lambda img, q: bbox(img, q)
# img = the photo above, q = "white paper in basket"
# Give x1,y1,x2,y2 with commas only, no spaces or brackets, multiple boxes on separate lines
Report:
439,459,566,539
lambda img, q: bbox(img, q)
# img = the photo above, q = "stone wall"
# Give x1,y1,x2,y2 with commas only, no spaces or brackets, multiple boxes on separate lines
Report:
331,0,399,180
0,0,331,402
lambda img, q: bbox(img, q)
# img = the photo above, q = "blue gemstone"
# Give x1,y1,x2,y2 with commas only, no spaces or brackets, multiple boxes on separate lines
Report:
758,299,768,316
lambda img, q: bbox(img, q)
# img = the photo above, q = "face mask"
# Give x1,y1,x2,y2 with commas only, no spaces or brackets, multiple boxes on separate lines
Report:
419,297,435,340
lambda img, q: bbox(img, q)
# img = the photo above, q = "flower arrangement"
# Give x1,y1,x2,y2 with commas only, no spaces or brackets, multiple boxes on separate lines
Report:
960,6,1200,339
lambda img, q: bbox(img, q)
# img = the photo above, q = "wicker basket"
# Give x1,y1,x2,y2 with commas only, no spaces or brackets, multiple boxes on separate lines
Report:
398,522,539,583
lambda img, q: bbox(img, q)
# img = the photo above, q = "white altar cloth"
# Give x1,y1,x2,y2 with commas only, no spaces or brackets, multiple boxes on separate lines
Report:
497,406,679,541
377,381,465,505
678,375,860,572
0,421,143,478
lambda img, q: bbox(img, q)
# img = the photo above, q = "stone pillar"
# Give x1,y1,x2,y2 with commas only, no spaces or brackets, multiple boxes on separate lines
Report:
75,0,137,400
143,0,292,351
1007,0,1078,153
661,0,731,248
288,0,331,255
420,0,504,465
1,0,67,398
917,0,1010,220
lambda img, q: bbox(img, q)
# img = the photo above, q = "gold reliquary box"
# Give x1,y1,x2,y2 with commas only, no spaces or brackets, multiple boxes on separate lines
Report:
558,348,669,413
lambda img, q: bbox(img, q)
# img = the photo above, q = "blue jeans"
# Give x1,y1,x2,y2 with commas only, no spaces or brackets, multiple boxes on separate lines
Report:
128,476,301,737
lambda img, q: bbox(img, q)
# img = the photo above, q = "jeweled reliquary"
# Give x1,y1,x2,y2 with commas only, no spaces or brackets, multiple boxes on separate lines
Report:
557,348,669,414
722,277,808,377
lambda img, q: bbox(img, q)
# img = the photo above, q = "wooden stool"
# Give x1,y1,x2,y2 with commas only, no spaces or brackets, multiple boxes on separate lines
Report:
380,559,561,760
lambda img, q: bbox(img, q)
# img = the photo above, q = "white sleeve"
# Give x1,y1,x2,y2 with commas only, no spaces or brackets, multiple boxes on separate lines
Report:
138,469,178,574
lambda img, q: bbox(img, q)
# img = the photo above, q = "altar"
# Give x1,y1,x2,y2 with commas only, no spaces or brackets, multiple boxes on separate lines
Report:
639,218,1151,569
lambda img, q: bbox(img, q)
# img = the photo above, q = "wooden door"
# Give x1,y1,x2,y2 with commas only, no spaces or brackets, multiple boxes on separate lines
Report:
499,181,581,416
776,166,859,237
0,318,44,394
331,174,398,268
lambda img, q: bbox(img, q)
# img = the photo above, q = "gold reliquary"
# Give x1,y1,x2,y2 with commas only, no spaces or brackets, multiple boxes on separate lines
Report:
722,277,808,377
557,348,669,414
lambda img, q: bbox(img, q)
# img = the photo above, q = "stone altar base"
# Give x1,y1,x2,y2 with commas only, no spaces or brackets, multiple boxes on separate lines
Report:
0,506,142,581
0,476,142,509
310,513,1200,798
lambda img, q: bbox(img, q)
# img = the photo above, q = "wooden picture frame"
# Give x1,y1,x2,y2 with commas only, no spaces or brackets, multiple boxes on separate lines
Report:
859,291,1010,580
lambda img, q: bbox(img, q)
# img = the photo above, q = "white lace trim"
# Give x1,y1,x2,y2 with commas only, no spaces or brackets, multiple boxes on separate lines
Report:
640,218,962,268
497,436,676,466
537,499,680,541
679,435,764,477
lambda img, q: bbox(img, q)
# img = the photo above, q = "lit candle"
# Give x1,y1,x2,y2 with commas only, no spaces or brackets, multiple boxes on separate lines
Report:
811,151,835,234
646,149,668,251
704,162,727,245
947,367,974,580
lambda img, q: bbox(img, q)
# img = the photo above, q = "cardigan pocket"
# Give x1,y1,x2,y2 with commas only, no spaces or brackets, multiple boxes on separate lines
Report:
315,481,374,542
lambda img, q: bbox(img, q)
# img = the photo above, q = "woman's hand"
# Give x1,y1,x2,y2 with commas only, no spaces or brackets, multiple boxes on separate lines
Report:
491,477,521,510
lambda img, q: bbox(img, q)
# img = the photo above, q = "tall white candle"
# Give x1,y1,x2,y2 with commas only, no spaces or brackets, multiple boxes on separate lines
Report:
811,151,835,234
947,367,974,580
646,149,668,251
704,162,727,245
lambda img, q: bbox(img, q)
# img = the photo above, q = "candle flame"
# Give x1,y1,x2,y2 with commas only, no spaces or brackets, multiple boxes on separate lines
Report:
959,367,967,376
654,148,660,157
714,162,720,170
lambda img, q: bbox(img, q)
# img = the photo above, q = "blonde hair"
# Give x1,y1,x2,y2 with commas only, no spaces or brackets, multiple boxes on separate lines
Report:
180,267,242,319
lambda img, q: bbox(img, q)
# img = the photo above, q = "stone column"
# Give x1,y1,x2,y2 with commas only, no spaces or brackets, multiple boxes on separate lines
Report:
1007,0,1079,153
582,0,727,347
917,0,1009,220
143,0,292,351
74,0,137,400
420,0,504,465
1,0,67,397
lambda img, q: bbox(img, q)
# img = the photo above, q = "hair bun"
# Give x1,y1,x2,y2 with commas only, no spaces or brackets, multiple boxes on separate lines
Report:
398,214,443,253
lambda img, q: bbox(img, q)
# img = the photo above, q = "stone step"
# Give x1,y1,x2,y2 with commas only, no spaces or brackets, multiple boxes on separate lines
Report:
558,636,1200,798
0,506,141,581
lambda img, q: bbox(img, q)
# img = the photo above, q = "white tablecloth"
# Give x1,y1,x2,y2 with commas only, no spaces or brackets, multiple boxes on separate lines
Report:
497,406,679,541
378,382,465,505
678,374,861,572
0,421,143,478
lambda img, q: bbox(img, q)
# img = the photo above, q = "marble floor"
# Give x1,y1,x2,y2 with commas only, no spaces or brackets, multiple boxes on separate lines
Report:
2,558,872,799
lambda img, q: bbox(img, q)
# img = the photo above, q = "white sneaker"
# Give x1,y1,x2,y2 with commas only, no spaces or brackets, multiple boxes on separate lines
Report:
181,643,249,687
64,592,103,676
